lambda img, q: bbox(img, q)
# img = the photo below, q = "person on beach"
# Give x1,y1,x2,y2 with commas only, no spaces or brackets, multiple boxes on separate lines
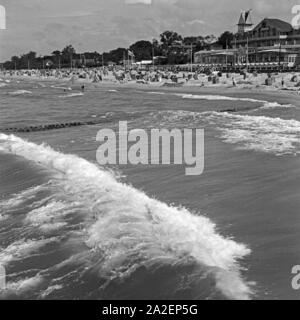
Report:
232,77,236,87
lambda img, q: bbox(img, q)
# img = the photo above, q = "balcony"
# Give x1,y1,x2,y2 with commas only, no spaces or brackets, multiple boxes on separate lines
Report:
235,34,300,44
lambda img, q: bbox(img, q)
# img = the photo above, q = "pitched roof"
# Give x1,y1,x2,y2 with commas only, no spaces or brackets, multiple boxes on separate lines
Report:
256,18,293,32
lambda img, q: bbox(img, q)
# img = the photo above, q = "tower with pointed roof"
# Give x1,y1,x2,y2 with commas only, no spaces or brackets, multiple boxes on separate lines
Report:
237,10,254,34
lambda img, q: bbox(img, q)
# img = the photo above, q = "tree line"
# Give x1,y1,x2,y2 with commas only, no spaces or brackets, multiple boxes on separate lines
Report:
2,31,234,70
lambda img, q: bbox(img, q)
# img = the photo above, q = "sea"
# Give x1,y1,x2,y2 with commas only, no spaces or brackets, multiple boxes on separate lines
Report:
0,77,300,300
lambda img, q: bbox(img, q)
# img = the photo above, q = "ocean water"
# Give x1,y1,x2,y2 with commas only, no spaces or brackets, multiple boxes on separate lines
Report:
0,78,300,300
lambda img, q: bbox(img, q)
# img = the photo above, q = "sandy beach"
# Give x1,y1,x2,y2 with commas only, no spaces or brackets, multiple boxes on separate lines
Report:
2,70,300,108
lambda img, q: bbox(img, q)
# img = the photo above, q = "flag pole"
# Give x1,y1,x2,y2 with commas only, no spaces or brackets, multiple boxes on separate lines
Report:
152,39,155,69
123,51,125,70
190,43,193,72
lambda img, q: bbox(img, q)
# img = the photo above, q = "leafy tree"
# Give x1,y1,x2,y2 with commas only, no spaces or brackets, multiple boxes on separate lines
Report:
26,51,37,60
218,31,234,49
62,45,76,56
160,31,183,49
62,45,76,66
129,40,153,61
183,36,198,45
51,50,61,68
103,48,127,64
11,56,20,69
52,50,61,57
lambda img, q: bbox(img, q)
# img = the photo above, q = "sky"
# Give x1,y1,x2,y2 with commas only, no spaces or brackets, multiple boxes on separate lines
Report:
0,0,298,61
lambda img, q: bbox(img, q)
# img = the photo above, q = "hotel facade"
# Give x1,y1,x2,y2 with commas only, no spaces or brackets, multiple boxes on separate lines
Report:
194,11,300,69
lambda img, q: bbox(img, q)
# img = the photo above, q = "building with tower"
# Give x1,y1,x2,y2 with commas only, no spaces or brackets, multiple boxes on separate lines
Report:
237,10,254,34
194,10,300,69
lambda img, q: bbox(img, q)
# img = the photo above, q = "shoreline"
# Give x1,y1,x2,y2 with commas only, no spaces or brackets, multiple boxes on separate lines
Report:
2,73,300,108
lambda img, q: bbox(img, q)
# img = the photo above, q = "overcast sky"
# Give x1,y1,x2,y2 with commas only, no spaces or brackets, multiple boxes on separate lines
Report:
0,0,297,61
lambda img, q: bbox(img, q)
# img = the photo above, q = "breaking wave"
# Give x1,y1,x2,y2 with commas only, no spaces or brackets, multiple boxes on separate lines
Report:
50,85,72,91
8,90,32,96
176,93,264,103
0,238,59,266
260,102,296,110
5,275,44,293
146,109,300,156
59,92,84,98
205,112,300,155
148,91,166,95
175,94,294,110
0,133,252,300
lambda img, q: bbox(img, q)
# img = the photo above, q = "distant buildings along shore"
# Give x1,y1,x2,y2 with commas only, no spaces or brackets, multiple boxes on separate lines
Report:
1,10,300,71
194,10,300,69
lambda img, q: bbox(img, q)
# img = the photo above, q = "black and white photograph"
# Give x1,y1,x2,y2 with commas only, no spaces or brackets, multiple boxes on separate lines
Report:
0,0,300,306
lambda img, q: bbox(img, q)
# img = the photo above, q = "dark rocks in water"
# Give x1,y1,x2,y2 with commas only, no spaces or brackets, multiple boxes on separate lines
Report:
219,108,237,113
0,118,109,133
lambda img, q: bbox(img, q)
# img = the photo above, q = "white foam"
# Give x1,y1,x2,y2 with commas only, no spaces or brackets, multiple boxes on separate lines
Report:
0,133,252,299
51,85,72,91
4,275,43,293
148,91,166,95
206,112,300,155
59,92,83,98
260,102,296,110
177,93,264,104
0,185,47,212
150,109,300,156
8,90,32,96
40,284,63,298
176,93,295,110
25,201,73,232
0,237,58,266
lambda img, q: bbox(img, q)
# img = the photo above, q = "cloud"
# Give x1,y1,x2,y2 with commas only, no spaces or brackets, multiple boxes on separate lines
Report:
0,0,296,61
187,19,205,25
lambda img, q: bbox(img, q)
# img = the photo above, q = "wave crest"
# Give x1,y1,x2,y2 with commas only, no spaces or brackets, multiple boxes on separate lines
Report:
0,133,252,299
